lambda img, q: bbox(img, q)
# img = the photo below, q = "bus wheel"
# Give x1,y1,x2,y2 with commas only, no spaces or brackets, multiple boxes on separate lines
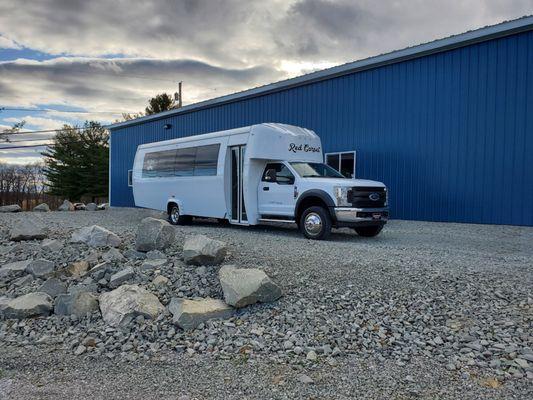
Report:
168,204,192,225
299,206,331,240
168,205,181,225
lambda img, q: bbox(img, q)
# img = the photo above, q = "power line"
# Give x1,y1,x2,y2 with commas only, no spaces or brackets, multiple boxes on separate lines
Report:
3,138,53,144
1,125,108,136
0,137,109,150
0,107,131,115
0,143,55,150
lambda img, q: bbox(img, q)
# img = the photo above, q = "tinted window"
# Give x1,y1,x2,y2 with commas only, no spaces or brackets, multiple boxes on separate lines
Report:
142,149,177,178
175,147,195,176
194,144,220,176
142,144,220,178
262,163,295,184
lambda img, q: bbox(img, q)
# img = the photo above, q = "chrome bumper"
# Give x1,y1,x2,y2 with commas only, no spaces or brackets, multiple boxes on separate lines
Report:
334,207,389,223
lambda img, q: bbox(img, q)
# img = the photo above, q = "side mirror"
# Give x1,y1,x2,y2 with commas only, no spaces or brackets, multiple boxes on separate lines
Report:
265,168,277,182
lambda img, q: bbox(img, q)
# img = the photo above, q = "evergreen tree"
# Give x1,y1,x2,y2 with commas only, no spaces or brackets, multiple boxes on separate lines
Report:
42,121,108,201
145,93,176,115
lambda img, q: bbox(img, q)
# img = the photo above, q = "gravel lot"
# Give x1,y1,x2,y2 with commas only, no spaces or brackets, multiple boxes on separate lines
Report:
0,208,532,399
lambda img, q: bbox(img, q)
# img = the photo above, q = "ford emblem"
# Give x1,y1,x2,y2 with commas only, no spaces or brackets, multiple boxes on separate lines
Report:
369,192,380,201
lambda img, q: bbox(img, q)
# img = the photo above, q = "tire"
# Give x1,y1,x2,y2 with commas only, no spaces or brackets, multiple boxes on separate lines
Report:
354,225,383,237
168,204,192,225
299,206,332,240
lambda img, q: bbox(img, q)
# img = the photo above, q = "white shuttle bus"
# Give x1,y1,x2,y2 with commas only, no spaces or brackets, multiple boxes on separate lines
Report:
132,123,388,240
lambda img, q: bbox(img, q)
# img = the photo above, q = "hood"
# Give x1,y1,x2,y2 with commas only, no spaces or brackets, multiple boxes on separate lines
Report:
300,177,386,188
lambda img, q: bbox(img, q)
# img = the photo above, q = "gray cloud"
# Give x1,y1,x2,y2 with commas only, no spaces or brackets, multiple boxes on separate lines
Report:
0,57,283,113
0,0,531,164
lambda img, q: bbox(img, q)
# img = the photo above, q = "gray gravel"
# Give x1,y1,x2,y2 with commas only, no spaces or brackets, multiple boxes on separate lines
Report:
0,208,532,399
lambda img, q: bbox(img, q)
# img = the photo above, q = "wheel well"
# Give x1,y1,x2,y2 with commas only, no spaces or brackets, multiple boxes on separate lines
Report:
296,196,330,222
167,202,178,214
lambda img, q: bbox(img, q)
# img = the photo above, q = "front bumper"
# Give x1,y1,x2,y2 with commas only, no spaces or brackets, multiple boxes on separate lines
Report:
333,207,389,226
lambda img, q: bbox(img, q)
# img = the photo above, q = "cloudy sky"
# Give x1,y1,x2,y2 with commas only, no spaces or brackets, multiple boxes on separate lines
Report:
0,0,531,164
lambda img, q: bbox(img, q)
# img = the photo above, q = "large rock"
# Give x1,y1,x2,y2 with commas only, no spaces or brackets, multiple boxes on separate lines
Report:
135,217,175,252
88,262,111,280
12,274,33,287
39,277,67,297
168,297,233,330
99,284,164,327
33,203,50,212
41,239,62,252
109,267,134,287
218,265,282,308
54,291,99,317
0,296,9,312
25,259,55,278
57,200,74,211
9,222,47,241
0,204,21,213
102,248,125,263
0,260,31,279
140,259,167,271
182,235,227,266
70,225,121,247
85,203,97,211
0,292,53,319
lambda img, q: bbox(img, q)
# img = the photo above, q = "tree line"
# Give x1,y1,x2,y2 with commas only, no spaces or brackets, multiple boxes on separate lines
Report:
0,163,62,210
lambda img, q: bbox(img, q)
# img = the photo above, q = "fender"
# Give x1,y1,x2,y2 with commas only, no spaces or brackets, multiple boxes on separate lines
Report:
166,198,184,214
295,189,336,220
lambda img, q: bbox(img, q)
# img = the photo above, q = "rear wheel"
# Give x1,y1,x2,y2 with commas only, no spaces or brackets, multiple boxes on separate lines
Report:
168,204,192,225
354,225,383,237
299,206,332,240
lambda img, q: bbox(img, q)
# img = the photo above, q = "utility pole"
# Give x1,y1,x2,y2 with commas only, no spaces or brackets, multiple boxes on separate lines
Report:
174,81,183,108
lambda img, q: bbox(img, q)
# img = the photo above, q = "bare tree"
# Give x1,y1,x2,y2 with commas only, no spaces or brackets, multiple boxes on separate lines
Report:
0,162,60,210
1,120,26,142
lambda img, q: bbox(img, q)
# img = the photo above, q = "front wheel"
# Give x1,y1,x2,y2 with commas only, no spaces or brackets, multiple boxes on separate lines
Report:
299,206,332,240
354,225,383,237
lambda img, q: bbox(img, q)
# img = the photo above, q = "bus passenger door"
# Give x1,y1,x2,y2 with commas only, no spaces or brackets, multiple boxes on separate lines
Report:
230,145,247,224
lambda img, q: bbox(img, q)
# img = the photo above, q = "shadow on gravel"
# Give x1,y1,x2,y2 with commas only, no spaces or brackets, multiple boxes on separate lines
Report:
188,218,382,243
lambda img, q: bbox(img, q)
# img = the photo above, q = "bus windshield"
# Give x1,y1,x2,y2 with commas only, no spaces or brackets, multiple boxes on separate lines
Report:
290,162,345,178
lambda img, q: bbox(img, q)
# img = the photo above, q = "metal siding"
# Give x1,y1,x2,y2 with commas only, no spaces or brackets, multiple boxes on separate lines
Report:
111,30,533,226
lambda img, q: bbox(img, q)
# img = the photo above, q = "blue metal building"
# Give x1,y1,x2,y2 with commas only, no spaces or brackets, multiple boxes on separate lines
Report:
108,17,533,226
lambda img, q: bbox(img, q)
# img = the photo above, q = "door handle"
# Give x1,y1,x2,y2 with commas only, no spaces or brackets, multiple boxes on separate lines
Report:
263,186,269,191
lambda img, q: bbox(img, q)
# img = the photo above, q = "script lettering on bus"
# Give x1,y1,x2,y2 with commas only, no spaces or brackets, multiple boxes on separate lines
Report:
288,143,321,153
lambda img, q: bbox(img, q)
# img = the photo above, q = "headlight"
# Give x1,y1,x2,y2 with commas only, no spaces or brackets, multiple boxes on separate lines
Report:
334,186,351,206
384,187,388,206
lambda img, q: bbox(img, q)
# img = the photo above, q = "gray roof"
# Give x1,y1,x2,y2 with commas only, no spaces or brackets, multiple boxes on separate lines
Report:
108,15,533,130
